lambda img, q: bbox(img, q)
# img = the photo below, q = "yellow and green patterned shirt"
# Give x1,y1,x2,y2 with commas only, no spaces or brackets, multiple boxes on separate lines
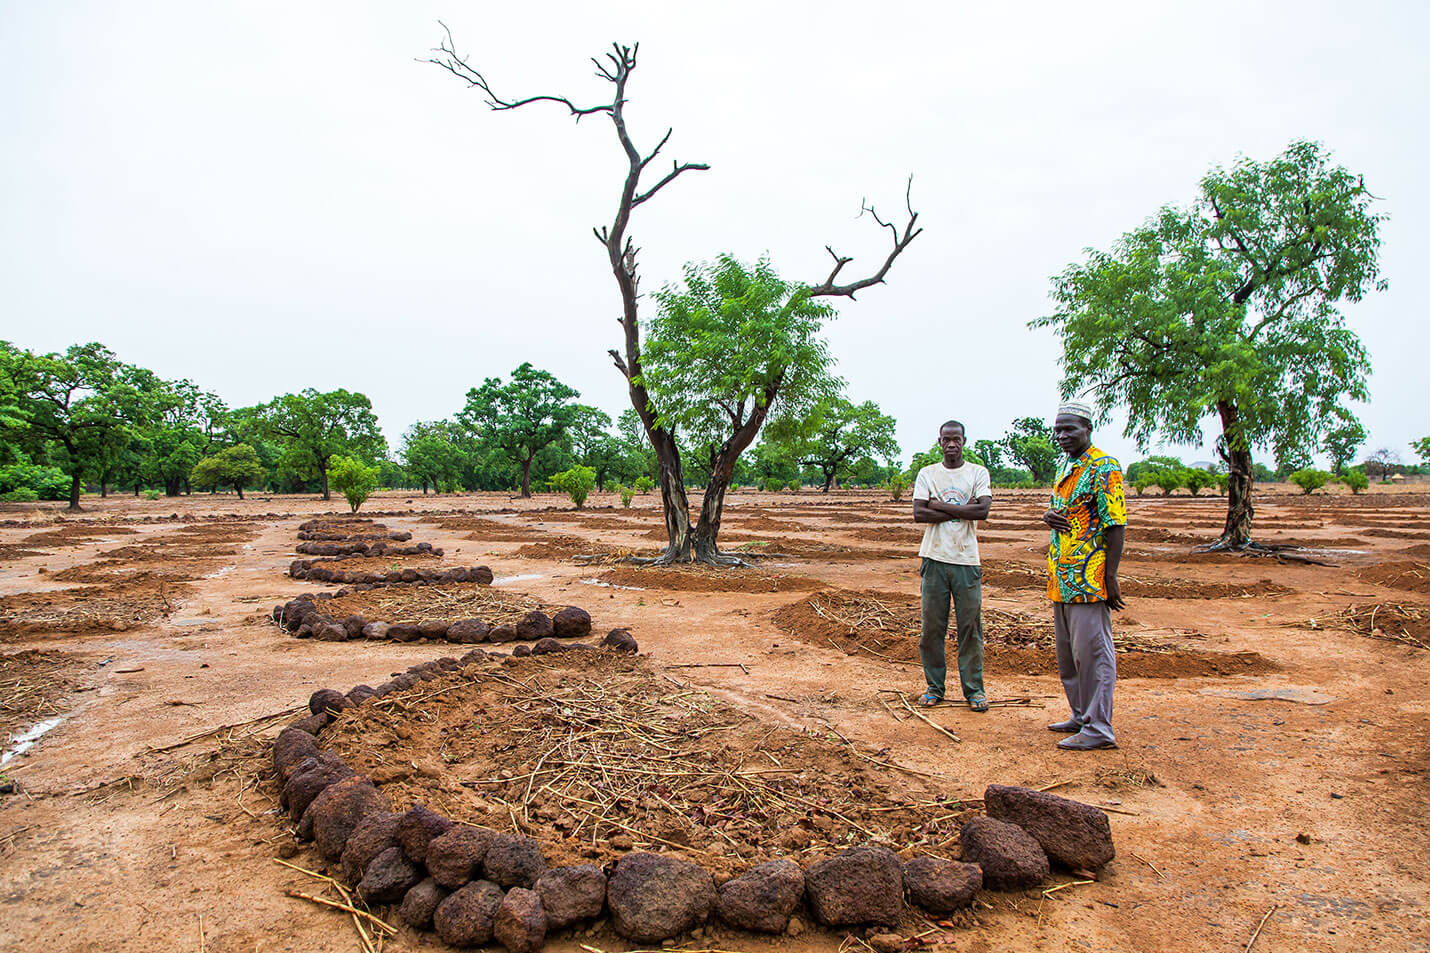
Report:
1046,445,1127,603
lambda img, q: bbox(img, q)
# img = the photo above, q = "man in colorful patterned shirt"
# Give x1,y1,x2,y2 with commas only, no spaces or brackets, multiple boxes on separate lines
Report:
1040,400,1126,750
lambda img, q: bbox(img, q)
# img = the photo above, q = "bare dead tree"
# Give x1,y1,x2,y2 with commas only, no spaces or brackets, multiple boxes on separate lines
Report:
427,29,921,564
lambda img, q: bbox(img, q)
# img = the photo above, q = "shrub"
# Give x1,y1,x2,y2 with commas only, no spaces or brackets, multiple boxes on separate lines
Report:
327,456,380,512
1132,473,1155,496
0,487,39,502
761,476,785,493
1215,474,1229,495
633,476,655,494
190,444,266,499
787,479,802,493
144,489,161,500
1337,468,1369,494
1181,468,1215,496
617,483,635,507
549,466,597,508
1288,468,1331,495
0,462,69,501
1150,468,1184,495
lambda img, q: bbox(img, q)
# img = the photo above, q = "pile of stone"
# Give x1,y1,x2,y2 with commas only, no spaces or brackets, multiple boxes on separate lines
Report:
298,529,413,542
272,594,626,650
274,667,1115,950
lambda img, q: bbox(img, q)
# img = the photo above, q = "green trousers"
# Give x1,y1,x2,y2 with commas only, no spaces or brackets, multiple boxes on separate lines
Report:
919,558,985,701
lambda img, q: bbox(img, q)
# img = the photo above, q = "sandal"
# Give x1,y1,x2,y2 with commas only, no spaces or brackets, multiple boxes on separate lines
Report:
968,696,989,713
916,692,942,707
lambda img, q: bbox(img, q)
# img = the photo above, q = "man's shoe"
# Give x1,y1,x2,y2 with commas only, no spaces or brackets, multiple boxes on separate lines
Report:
1057,731,1118,751
1048,719,1081,733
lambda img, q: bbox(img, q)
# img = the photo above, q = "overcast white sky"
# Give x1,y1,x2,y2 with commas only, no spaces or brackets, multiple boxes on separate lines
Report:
3,1,1426,469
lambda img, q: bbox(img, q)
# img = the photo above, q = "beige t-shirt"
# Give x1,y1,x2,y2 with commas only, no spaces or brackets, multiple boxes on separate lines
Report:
913,461,992,566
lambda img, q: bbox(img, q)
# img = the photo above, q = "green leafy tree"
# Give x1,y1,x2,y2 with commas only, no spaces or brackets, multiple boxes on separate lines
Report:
189,444,266,499
1000,417,1059,485
402,420,465,494
1322,418,1366,475
327,455,379,512
906,444,942,478
886,470,908,501
4,342,146,510
428,38,919,565
1131,472,1157,496
1034,140,1384,549
1412,437,1430,466
765,396,899,493
138,377,228,496
459,363,580,497
548,465,597,508
0,461,70,500
1125,455,1185,483
259,389,386,500
1288,468,1331,495
633,475,655,494
640,255,841,561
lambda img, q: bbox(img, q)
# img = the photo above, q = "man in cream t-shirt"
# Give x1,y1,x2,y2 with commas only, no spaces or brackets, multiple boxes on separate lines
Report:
912,420,993,710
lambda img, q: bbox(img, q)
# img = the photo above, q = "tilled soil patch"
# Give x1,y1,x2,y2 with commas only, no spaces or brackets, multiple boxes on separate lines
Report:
596,566,823,593
315,651,973,880
980,562,1296,600
1360,528,1430,540
21,524,140,546
1310,603,1430,650
0,545,48,561
772,589,1275,678
0,577,187,637
0,648,89,744
316,582,550,628
722,536,910,561
1357,561,1430,594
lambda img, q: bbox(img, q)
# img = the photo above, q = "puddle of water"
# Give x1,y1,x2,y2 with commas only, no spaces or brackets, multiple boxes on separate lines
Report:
2,716,65,766
170,618,210,627
493,573,544,585
203,565,235,579
578,577,646,591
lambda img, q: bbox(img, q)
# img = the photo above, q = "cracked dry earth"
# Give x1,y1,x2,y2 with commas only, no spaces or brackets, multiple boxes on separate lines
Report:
0,487,1426,953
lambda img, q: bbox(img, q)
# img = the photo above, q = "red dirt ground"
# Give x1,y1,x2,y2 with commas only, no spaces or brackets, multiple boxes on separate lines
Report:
0,487,1426,953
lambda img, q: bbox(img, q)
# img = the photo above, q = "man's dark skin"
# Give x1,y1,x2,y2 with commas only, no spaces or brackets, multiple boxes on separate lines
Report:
913,423,992,524
1040,414,1126,610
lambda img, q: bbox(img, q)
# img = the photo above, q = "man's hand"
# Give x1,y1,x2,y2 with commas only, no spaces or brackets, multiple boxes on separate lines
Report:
1105,575,1125,611
1042,509,1072,534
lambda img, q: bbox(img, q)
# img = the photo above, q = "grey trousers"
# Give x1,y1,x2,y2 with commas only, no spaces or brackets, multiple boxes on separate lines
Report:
1052,601,1116,744
919,559,985,701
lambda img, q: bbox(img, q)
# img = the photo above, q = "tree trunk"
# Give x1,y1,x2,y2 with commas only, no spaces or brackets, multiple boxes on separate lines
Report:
520,457,533,498
651,429,694,561
321,467,331,501
68,472,82,511
165,476,182,497
100,480,108,498
1216,400,1255,549
235,483,245,500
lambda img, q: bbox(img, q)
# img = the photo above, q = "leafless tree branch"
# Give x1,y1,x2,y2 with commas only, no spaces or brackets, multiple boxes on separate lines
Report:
807,175,923,299
424,22,614,120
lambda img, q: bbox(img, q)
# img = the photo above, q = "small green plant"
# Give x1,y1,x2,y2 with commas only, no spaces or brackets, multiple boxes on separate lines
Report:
885,470,907,501
327,455,380,512
787,479,802,493
549,465,597,508
144,489,161,500
1288,468,1331,495
0,487,39,502
761,476,785,493
1337,468,1369,494
617,483,635,507
633,475,655,494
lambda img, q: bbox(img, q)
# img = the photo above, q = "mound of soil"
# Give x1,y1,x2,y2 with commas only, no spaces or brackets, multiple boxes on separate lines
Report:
596,566,822,593
0,577,187,637
1361,529,1430,541
1121,576,1294,600
319,582,547,628
722,537,909,561
1398,543,1430,558
317,651,972,880
771,589,1275,679
0,545,46,562
515,536,625,561
1358,561,1430,594
21,525,139,546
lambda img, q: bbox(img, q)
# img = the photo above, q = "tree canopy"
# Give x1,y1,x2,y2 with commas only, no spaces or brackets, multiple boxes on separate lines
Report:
1034,140,1384,548
257,389,386,501
459,363,581,497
